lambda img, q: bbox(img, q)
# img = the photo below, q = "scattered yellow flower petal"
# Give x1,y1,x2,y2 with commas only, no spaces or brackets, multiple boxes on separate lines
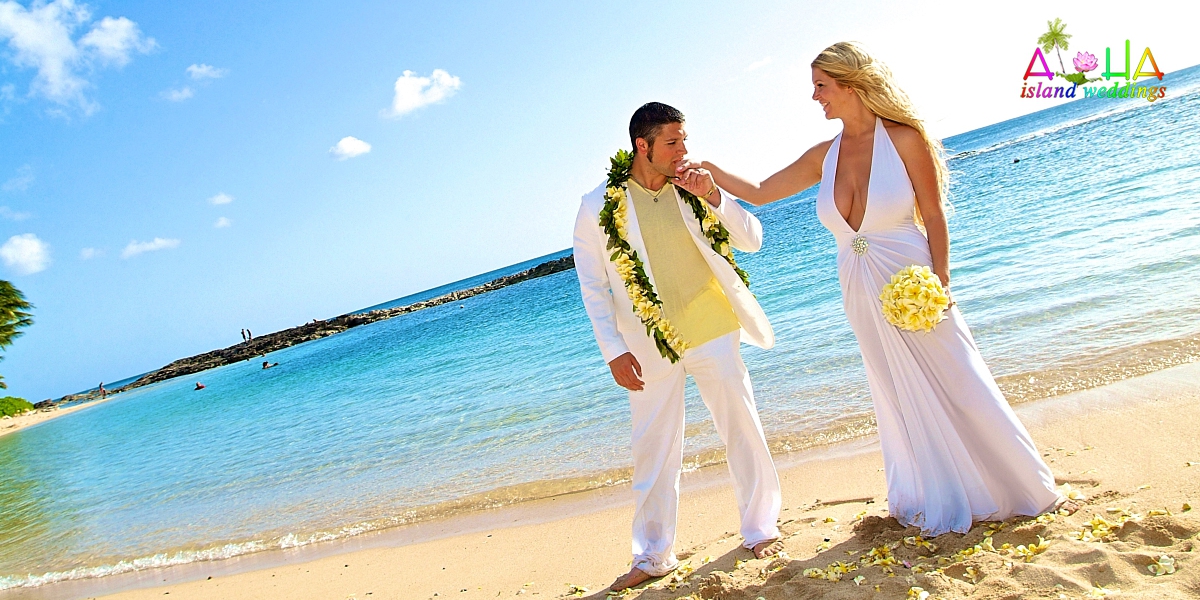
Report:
1137,484,1151,490
1148,555,1176,576
1012,536,1050,562
1060,483,1087,501
903,536,939,552
965,566,979,583
907,586,931,600
853,575,866,585
823,516,838,523
1186,461,1198,467
1089,586,1118,598
1183,503,1192,512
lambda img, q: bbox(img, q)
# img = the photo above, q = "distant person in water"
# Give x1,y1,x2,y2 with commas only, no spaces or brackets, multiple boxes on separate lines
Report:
241,329,247,342
247,329,253,340
194,382,205,390
98,382,107,398
262,361,279,369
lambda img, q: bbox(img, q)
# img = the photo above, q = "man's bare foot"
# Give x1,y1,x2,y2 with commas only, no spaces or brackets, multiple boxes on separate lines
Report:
610,567,654,592
752,539,784,559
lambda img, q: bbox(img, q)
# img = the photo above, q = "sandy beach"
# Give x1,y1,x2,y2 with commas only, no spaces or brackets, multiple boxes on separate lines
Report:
0,399,114,440
38,360,1191,600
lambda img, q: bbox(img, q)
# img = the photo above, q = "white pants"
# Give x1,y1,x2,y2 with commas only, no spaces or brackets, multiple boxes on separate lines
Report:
629,331,781,576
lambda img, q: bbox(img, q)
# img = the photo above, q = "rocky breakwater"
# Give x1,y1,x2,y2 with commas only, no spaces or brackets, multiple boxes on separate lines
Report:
52,255,576,406
96,254,577,394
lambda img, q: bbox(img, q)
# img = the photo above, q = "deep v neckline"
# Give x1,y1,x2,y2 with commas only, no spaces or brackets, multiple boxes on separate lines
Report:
831,117,880,234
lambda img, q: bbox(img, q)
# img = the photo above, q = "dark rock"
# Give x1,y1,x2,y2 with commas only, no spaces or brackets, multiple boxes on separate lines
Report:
110,254,576,393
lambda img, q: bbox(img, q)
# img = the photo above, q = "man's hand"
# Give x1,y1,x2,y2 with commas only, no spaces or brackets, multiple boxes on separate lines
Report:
674,162,720,207
608,352,645,391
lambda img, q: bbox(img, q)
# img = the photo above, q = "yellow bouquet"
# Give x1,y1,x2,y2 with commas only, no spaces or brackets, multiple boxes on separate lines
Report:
879,265,951,332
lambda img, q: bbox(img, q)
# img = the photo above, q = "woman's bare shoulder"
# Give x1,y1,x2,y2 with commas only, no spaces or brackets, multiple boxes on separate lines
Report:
802,138,836,161
883,120,926,147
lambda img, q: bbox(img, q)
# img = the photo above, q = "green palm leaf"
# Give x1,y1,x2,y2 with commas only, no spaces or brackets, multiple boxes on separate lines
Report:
1036,18,1072,75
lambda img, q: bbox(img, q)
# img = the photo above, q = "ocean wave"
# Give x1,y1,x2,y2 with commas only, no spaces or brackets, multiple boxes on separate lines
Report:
0,541,267,591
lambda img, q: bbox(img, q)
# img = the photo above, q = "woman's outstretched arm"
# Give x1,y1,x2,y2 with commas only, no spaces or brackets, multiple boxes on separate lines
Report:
681,140,832,206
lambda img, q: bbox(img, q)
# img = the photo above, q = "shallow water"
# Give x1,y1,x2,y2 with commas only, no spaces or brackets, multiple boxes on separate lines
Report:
2,65,1199,589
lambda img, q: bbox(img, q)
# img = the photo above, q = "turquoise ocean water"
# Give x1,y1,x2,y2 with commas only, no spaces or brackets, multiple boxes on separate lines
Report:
2,66,1199,590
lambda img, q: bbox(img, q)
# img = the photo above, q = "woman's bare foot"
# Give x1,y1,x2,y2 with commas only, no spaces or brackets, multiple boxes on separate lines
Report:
1055,497,1083,515
752,539,784,559
610,567,654,592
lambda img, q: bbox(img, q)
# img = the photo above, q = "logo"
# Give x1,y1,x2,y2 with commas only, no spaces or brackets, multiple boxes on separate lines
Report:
1019,18,1165,103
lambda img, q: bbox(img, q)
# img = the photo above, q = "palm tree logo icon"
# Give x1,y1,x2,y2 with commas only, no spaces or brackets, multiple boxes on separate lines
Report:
1037,18,1072,76
1038,18,1100,86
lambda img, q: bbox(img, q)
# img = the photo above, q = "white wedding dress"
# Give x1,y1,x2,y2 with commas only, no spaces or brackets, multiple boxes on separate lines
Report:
815,117,1061,535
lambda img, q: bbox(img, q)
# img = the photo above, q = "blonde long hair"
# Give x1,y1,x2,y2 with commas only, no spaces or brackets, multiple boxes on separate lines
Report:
812,41,951,226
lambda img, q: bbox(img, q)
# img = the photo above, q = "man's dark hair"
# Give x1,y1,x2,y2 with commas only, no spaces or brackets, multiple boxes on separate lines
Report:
629,102,684,155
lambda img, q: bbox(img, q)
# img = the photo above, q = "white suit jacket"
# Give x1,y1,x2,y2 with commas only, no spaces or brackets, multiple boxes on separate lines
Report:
573,181,775,377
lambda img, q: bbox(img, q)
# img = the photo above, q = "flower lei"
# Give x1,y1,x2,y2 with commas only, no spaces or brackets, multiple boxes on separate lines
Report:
597,149,750,363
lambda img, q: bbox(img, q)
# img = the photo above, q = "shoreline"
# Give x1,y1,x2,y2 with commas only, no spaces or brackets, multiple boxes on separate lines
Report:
0,333,1196,591
0,396,118,440
5,361,1198,599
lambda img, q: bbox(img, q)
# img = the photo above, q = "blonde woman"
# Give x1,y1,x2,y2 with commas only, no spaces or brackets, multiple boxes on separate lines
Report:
676,42,1076,535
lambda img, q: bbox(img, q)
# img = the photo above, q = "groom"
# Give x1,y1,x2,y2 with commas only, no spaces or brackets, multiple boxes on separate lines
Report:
573,102,783,591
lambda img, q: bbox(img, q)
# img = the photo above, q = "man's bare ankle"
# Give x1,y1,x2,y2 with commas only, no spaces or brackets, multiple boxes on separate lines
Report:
611,567,653,592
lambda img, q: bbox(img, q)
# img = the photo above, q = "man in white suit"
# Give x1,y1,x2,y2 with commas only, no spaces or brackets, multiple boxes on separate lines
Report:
573,103,782,591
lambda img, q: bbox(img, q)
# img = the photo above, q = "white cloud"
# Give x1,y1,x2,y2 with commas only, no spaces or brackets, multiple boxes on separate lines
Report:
0,233,50,274
747,56,772,71
207,192,233,205
160,86,192,101
330,136,371,160
383,69,461,118
0,0,156,111
186,63,226,80
79,246,100,259
2,164,33,191
0,206,31,220
214,216,231,228
121,237,179,259
78,15,154,66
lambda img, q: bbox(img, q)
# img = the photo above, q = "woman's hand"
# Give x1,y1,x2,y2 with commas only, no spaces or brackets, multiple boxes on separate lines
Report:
674,164,720,206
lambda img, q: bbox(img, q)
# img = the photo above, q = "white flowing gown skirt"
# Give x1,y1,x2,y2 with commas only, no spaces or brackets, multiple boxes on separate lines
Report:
815,119,1061,535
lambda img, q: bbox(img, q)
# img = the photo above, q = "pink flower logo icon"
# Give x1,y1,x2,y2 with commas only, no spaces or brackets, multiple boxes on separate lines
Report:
1073,51,1098,72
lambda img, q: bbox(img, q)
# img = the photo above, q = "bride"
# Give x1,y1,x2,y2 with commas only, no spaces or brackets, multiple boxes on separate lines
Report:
677,42,1076,535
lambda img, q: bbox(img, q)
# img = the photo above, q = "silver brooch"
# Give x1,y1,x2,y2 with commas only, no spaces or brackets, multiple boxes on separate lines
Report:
851,235,868,256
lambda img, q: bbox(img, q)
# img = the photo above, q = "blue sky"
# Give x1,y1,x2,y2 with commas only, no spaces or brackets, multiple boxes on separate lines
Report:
1,0,1196,399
